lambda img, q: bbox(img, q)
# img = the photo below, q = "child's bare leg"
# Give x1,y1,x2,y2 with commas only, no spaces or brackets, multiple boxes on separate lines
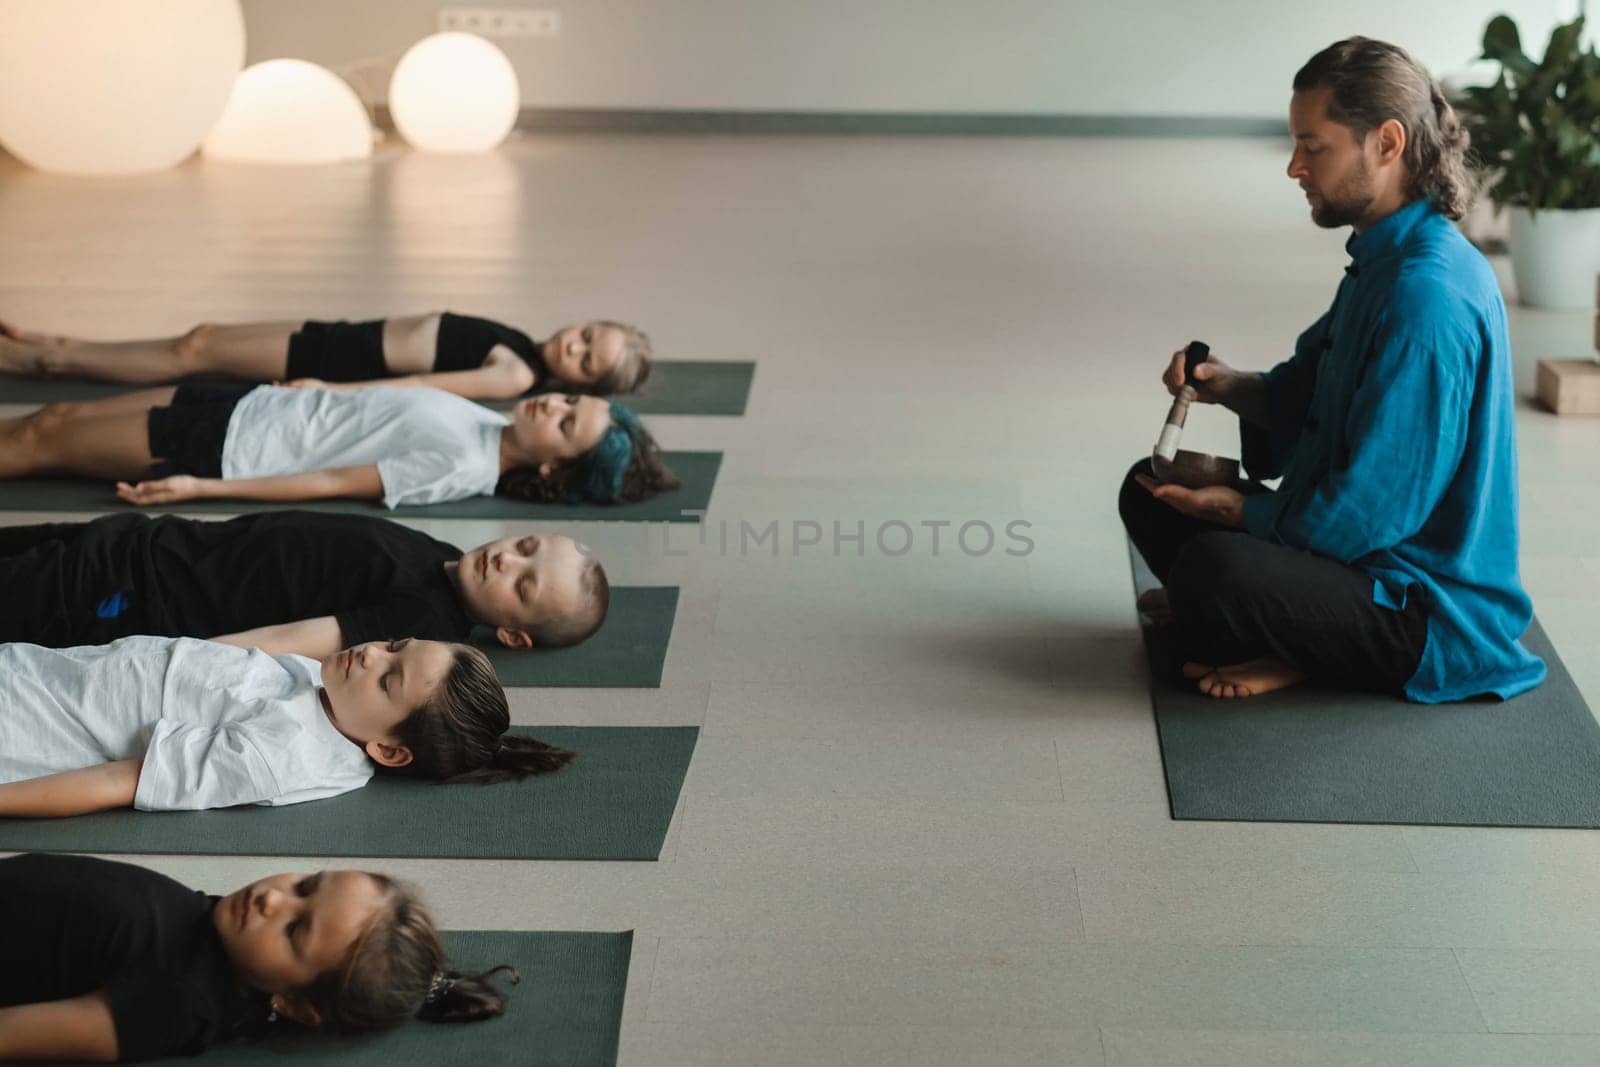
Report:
0,320,300,383
0,389,173,480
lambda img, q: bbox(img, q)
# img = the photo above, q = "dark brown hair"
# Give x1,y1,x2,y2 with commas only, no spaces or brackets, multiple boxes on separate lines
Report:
387,644,576,784
525,554,610,648
303,876,517,1033
494,414,681,507
1294,36,1474,219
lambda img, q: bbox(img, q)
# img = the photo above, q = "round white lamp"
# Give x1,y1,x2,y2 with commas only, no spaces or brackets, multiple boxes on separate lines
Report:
389,32,520,153
203,59,374,165
0,0,244,174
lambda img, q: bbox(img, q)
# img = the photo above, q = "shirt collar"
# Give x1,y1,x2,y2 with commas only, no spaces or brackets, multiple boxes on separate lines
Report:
1344,197,1435,270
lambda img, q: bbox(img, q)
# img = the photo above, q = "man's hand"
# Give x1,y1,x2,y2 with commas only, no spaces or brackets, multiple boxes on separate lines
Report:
115,475,211,506
278,377,343,391
1134,473,1246,529
1163,347,1239,406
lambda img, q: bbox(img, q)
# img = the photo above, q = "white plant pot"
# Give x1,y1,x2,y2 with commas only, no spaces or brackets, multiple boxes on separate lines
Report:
1508,206,1600,310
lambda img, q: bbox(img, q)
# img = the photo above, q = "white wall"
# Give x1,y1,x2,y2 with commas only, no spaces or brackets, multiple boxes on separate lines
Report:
239,0,1583,116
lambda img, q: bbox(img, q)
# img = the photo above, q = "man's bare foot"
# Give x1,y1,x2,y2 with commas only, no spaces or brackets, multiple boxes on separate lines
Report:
1180,656,1308,699
1136,587,1175,627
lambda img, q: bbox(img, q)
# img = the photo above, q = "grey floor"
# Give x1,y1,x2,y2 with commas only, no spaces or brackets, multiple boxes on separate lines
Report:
2,132,1599,1066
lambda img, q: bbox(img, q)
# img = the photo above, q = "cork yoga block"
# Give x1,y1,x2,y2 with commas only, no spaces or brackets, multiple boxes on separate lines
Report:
1537,358,1600,415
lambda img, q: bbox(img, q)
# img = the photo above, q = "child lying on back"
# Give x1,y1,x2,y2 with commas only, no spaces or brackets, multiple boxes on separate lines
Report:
0,852,519,1062
0,635,572,817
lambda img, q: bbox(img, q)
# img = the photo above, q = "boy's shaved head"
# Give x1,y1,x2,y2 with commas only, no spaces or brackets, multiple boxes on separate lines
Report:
526,550,609,647
446,533,609,650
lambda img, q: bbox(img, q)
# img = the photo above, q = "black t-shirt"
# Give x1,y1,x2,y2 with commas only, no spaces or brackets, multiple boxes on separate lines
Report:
0,853,238,1062
434,311,554,395
0,511,473,648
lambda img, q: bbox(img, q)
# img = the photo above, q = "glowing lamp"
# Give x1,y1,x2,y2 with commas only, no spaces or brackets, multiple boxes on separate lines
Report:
203,59,373,165
0,0,244,174
388,32,520,153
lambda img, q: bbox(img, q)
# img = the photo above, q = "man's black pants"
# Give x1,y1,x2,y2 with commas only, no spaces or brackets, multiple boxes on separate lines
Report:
1116,458,1427,695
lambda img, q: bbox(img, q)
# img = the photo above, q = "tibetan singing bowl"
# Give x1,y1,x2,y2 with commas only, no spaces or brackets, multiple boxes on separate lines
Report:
1150,448,1240,489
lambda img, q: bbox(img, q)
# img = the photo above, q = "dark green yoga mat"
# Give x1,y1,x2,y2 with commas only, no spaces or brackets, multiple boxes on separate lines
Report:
148,931,630,1066
493,360,755,417
0,358,755,416
1128,539,1600,827
478,586,677,688
0,451,720,522
0,726,697,858
1144,615,1600,828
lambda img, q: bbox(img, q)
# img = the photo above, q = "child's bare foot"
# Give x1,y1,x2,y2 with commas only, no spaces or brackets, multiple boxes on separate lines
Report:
0,320,59,345
1136,587,1175,626
1181,656,1308,699
0,323,70,374
0,332,45,374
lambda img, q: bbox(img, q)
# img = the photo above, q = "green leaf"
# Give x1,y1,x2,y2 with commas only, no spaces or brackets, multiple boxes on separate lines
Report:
1466,13,1600,208
1543,20,1585,70
1482,14,1535,74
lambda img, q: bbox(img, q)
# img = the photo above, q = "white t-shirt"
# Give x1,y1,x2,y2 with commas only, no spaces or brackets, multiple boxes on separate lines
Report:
222,385,509,509
0,636,374,811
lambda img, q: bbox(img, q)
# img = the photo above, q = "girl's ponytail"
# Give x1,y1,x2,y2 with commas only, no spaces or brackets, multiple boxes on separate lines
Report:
388,646,578,784
415,965,521,1023
448,735,576,785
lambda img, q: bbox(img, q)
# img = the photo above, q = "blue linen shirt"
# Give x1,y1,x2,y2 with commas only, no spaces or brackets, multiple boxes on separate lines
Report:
1238,197,1544,703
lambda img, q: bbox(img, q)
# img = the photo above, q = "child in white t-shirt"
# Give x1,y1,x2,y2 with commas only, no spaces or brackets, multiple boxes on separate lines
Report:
0,635,573,817
0,382,679,510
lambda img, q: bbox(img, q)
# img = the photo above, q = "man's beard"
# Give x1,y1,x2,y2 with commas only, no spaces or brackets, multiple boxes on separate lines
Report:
1310,156,1375,229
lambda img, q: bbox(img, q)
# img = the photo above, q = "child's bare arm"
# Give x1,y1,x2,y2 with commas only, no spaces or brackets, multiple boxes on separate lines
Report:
0,989,119,1062
115,465,384,507
0,760,142,818
213,615,344,659
287,351,534,400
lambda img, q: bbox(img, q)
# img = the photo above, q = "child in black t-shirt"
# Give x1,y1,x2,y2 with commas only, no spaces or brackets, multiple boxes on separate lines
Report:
0,311,653,399
0,511,611,658
0,853,518,1063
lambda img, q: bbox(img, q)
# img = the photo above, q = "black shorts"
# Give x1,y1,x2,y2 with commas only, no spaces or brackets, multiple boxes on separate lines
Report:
285,319,387,381
145,384,254,478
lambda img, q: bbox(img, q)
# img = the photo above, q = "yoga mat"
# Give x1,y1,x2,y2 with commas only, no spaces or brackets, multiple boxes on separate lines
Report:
149,931,630,1066
493,360,755,417
0,451,720,522
1129,543,1600,827
0,726,697,858
0,359,755,416
479,586,677,688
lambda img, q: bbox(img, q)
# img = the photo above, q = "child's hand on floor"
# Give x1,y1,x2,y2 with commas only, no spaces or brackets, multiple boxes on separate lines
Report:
115,475,208,506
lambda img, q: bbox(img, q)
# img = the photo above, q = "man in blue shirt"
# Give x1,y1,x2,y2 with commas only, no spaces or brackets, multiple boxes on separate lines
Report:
1118,36,1545,704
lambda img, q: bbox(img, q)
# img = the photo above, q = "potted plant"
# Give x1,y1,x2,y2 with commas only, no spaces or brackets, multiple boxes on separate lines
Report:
1456,14,1600,309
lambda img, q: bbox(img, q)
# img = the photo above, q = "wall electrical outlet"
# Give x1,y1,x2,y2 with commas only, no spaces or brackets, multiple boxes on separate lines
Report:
438,7,560,38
